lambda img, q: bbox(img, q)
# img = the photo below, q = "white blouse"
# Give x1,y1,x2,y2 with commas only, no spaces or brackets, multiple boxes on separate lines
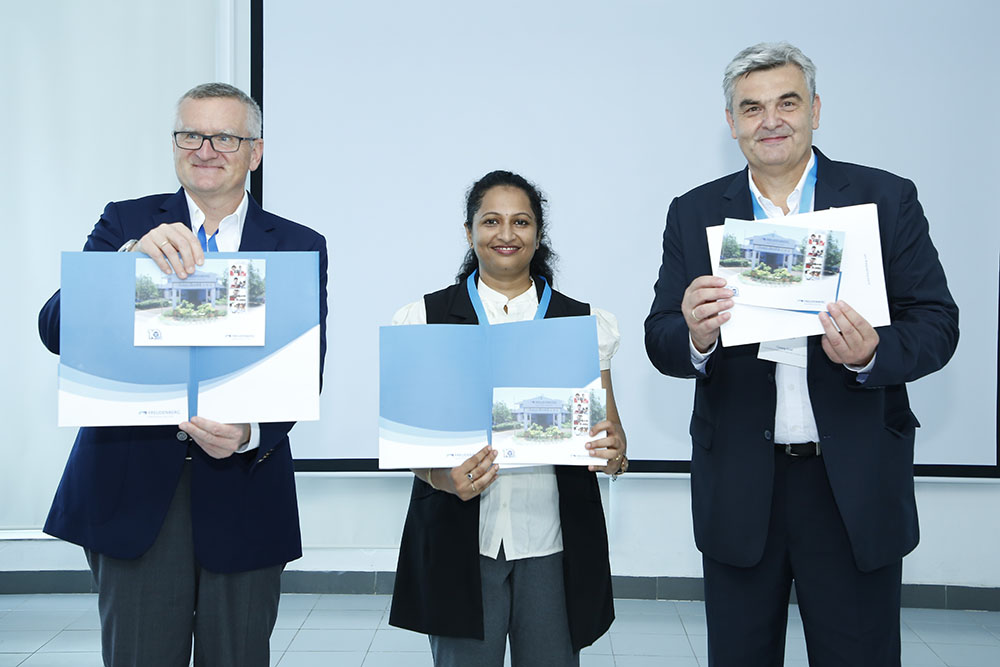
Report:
392,279,620,561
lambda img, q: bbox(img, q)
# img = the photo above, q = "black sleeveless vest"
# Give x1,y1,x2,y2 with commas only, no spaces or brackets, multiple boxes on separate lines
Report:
388,279,615,651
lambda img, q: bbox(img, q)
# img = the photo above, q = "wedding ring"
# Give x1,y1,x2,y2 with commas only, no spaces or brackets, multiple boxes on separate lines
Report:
158,240,170,248
471,480,478,493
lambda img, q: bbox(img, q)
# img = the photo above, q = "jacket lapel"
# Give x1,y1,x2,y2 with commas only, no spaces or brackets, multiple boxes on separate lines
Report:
153,188,192,229
722,167,754,221
239,194,278,251
812,147,852,211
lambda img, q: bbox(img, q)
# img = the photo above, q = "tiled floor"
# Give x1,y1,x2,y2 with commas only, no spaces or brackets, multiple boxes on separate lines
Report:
0,593,998,666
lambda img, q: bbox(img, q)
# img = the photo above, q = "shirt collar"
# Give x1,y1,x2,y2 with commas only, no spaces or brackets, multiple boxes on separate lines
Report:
184,190,249,241
747,150,815,217
477,276,537,311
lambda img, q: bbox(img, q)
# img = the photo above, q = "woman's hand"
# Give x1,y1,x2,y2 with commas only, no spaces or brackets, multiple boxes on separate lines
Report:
429,446,499,501
585,420,627,474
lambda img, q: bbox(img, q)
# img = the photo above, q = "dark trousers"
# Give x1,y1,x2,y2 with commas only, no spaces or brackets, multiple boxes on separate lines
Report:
86,462,283,667
703,450,902,667
430,547,579,667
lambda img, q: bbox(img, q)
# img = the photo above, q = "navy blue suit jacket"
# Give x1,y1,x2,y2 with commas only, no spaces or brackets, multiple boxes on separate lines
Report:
39,189,328,573
644,148,958,572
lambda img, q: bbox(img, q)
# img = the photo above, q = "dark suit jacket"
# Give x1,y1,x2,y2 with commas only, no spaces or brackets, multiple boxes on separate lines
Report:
644,148,959,572
38,188,328,573
388,279,615,652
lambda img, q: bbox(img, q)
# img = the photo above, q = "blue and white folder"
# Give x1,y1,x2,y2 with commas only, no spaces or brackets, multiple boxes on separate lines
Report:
58,251,320,426
379,316,601,469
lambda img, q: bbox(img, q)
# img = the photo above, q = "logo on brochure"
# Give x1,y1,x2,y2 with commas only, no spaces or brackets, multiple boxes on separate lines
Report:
138,409,182,417
504,448,515,458
147,329,162,340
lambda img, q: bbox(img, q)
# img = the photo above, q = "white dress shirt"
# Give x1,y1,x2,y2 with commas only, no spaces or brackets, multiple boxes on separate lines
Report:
184,191,261,453
392,278,620,561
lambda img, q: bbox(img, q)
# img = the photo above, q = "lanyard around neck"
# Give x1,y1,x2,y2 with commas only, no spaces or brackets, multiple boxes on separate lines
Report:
466,270,551,325
197,225,219,252
752,157,818,220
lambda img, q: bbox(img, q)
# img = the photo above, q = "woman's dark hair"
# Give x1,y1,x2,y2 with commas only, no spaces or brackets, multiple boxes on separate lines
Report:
456,170,558,286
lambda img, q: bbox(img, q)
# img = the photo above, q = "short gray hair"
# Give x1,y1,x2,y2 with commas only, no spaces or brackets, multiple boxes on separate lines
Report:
723,42,816,114
176,82,262,138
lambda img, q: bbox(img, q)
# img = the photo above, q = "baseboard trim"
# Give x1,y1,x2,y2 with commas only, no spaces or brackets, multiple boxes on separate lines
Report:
1,571,998,611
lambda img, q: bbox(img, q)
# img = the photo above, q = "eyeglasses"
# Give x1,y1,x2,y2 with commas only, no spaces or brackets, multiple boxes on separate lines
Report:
173,131,257,153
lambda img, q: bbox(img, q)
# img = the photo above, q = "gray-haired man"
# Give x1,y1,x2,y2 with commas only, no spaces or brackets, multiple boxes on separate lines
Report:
645,43,957,666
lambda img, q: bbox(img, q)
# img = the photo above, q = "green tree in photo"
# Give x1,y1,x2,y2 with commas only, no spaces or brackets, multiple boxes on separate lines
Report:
721,233,741,259
136,274,158,302
589,390,606,424
492,401,512,424
248,261,265,305
824,235,843,273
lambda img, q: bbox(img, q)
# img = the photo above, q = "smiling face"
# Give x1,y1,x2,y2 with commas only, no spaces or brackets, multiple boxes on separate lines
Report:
173,96,263,207
465,185,538,285
725,63,820,180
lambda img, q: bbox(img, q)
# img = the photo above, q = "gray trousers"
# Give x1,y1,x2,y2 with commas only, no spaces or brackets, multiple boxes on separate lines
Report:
430,548,579,667
86,462,283,667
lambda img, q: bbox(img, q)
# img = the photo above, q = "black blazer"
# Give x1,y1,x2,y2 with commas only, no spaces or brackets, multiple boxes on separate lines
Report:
389,279,614,651
39,189,328,572
644,148,959,572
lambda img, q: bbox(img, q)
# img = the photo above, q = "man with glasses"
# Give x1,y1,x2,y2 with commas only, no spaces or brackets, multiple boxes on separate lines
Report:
645,43,958,666
38,83,328,667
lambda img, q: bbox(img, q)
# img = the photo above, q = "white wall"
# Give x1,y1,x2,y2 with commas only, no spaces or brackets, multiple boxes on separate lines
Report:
2,0,999,592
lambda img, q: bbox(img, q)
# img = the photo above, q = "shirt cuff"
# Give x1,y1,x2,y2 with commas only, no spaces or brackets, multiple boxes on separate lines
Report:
844,353,876,374
236,423,261,453
690,335,716,372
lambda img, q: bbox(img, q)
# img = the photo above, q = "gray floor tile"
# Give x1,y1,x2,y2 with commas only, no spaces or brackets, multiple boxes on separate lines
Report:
16,596,96,612
900,641,947,666
367,628,431,652
277,652,366,667
362,652,433,667
673,601,706,617
927,642,1000,667
609,632,695,657
0,596,30,611
907,621,1000,646
614,657,699,666
302,609,384,630
286,628,376,652
0,630,60,653
36,630,102,652
273,608,310,630
579,655,615,667
269,651,281,667
612,613,687,634
63,610,100,631
902,608,987,625
0,656,28,667
313,595,391,611
18,655,104,667
680,614,707,636
269,628,299,652
277,594,322,611
0,611,86,631
581,633,612,655
614,599,680,615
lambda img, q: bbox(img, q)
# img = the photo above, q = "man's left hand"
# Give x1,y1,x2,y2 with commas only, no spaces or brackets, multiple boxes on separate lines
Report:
819,300,879,367
180,416,250,459
586,420,627,474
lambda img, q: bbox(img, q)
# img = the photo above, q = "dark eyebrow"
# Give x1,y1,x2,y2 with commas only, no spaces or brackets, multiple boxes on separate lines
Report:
738,92,803,109
478,210,535,219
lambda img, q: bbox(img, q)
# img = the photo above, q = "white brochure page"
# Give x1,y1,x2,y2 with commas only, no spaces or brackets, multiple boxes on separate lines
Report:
707,204,889,347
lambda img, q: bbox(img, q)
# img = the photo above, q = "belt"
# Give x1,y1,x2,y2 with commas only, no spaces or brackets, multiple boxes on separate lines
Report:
777,441,821,457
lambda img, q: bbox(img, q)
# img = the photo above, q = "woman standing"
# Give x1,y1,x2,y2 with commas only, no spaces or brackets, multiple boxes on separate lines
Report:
388,170,627,667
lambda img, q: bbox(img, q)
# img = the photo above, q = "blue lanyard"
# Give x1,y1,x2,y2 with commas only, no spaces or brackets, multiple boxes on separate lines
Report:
197,225,219,252
466,270,551,324
751,157,818,220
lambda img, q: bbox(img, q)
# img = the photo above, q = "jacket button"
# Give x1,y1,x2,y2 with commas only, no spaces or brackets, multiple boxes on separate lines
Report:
767,373,775,383
764,430,772,441
176,431,189,441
